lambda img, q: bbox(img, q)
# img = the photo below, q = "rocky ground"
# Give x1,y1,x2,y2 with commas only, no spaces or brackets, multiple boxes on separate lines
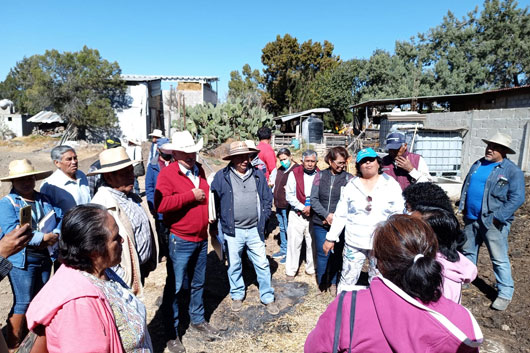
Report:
0,137,529,352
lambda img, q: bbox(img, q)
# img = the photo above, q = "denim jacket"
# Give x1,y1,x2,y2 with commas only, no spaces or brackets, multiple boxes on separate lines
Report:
0,190,63,268
211,166,272,239
459,158,525,228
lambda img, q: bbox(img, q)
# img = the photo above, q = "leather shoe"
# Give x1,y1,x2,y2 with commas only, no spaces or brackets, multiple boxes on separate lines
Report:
167,337,186,353
191,321,220,337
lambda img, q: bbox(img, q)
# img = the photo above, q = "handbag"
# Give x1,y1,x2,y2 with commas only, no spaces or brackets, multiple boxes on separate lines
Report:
133,162,145,177
332,290,357,353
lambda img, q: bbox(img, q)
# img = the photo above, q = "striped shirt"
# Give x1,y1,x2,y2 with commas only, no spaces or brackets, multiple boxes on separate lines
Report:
106,187,152,264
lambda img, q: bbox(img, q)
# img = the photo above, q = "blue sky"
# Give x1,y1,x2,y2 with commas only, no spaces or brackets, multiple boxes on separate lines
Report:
2,0,529,100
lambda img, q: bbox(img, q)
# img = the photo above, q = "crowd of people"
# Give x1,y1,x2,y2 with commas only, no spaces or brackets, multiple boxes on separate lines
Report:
0,127,525,353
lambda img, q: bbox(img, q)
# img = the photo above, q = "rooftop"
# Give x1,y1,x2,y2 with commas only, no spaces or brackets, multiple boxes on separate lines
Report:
121,74,219,83
351,85,530,109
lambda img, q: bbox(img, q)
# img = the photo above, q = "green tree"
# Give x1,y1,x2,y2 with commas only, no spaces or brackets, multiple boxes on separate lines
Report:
261,34,339,115
0,46,128,138
309,59,366,122
477,0,530,86
228,64,264,103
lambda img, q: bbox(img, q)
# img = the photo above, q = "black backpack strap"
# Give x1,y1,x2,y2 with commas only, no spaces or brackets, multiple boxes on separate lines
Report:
332,291,347,353
348,291,357,352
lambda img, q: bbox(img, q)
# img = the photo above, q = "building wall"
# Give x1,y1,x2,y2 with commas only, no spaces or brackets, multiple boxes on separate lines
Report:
116,83,149,142
425,108,530,174
203,84,218,105
0,113,32,137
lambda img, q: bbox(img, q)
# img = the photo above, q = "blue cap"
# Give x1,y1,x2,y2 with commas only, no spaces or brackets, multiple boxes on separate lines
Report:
356,148,378,163
156,137,170,148
385,132,406,150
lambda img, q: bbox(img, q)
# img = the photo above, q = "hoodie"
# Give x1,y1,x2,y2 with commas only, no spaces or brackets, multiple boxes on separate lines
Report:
305,276,482,353
26,266,125,353
437,252,478,304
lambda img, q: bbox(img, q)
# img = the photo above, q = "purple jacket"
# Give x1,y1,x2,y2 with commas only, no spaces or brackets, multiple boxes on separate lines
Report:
305,277,482,353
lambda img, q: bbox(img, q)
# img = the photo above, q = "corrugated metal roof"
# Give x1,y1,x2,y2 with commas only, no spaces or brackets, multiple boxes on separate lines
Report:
121,75,219,83
351,85,530,109
27,111,65,123
275,108,330,122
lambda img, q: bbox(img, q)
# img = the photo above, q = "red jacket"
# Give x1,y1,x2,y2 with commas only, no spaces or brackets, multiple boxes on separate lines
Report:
257,141,276,181
155,162,209,242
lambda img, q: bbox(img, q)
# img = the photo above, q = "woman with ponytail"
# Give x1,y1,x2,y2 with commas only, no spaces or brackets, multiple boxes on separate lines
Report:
305,214,482,353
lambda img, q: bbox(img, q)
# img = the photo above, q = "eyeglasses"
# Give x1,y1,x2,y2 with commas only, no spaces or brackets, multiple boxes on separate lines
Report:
366,196,372,213
332,160,346,166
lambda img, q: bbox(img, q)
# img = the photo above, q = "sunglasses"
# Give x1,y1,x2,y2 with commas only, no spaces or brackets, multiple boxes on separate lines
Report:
359,157,376,164
366,196,372,212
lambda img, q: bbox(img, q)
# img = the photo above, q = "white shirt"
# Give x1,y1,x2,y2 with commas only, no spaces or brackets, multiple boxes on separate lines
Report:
126,145,142,166
40,169,91,213
285,170,316,211
179,163,200,188
409,156,433,183
326,174,404,249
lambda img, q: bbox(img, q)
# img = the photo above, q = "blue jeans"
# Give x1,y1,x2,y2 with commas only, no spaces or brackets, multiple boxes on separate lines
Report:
276,208,288,255
134,177,140,194
168,234,207,333
462,218,513,300
313,224,343,287
225,227,274,304
8,253,52,314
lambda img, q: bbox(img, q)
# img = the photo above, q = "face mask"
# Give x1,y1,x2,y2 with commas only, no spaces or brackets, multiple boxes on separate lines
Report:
160,152,172,161
303,167,315,175
280,160,291,169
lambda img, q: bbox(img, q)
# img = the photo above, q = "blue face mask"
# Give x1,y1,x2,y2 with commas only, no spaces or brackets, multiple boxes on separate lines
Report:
280,160,291,169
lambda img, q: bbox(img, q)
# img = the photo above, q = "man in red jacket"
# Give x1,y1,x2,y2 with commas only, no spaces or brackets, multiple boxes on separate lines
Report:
155,131,219,353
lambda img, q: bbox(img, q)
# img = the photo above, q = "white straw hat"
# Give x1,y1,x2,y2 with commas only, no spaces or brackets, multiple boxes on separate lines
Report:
482,132,516,154
148,129,164,138
86,147,139,175
0,159,52,182
160,131,203,153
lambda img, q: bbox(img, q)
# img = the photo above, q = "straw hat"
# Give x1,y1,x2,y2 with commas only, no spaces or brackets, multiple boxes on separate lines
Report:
160,131,203,153
127,137,142,146
148,129,164,138
86,147,139,175
482,132,516,154
222,141,260,160
0,159,52,182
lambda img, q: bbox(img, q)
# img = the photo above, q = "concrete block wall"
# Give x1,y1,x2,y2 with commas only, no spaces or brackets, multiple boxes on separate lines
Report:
425,108,530,175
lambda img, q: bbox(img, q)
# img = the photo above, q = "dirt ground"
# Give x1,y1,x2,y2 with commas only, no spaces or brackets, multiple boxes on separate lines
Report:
0,137,529,353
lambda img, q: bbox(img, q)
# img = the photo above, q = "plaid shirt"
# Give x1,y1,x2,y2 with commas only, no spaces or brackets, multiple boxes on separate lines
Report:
105,187,153,264
0,256,12,282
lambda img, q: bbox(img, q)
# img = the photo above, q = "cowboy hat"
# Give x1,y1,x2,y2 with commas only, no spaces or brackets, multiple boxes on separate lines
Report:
222,141,260,160
127,137,142,146
86,147,139,175
148,129,164,138
0,159,52,182
160,131,203,153
482,132,516,154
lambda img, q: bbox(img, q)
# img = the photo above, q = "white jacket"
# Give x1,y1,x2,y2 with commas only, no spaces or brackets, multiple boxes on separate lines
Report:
326,173,404,249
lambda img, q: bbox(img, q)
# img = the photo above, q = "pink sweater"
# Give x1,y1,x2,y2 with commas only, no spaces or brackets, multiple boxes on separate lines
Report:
26,266,124,353
437,252,478,304
305,277,482,353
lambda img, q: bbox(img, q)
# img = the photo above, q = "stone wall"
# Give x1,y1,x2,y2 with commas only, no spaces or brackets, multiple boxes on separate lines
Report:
425,108,530,174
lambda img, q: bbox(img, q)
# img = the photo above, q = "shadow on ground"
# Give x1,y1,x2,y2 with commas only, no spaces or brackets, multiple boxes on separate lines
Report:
147,250,309,353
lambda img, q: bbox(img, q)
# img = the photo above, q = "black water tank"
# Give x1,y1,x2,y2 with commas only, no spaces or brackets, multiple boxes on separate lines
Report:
307,115,323,144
